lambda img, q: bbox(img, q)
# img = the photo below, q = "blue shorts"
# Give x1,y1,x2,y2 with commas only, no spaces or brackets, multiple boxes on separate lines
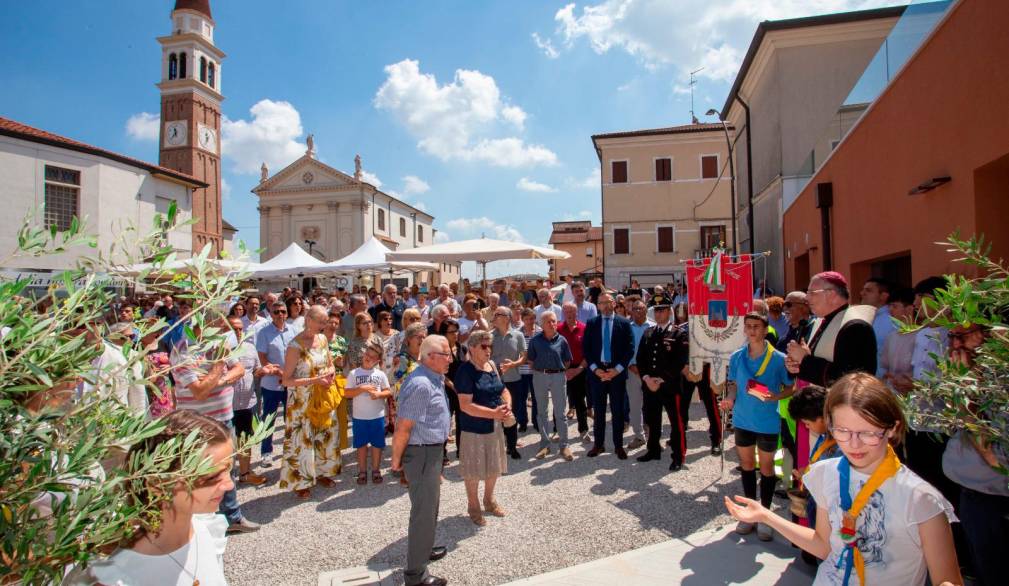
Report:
352,417,386,449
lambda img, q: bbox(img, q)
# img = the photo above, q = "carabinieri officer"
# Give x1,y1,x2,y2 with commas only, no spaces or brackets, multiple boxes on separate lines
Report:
634,303,690,472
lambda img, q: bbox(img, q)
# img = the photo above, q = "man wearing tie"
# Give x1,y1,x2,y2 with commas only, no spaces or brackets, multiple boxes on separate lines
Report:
582,293,635,459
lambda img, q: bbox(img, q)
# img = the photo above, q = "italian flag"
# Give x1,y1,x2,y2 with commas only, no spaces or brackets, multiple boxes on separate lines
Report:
703,250,723,288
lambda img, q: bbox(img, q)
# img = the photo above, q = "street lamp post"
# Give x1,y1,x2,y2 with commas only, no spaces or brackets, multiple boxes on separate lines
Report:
706,109,737,254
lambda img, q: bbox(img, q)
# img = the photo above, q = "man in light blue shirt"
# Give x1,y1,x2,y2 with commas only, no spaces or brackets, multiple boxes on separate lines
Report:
572,281,598,324
255,300,296,458
625,298,654,449
392,335,453,586
861,277,895,376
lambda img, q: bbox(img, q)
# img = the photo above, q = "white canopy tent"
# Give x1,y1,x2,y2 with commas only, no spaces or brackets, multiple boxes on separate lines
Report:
325,236,439,275
251,242,329,279
385,237,570,285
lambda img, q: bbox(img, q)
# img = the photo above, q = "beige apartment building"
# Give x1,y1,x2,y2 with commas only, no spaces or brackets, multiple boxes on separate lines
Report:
721,5,905,292
592,123,735,289
547,221,603,282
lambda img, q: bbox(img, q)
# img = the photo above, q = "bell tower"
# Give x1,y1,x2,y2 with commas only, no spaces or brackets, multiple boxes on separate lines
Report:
157,0,225,255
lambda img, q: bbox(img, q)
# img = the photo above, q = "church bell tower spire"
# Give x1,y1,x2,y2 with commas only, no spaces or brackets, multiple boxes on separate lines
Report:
157,0,225,256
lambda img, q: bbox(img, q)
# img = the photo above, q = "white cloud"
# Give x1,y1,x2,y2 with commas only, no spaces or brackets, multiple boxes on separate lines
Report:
413,201,428,212
501,105,527,130
517,177,557,193
445,217,525,242
531,32,560,59
125,112,160,141
402,175,430,195
552,1,902,81
568,168,601,189
359,169,382,188
434,231,451,243
221,177,231,200
562,209,595,221
374,59,557,168
221,99,306,175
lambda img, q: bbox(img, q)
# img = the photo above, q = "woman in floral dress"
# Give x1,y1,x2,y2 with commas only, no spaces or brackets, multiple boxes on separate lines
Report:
280,305,341,499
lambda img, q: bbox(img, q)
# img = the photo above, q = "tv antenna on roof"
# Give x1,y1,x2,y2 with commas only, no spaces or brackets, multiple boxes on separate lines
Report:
689,67,704,124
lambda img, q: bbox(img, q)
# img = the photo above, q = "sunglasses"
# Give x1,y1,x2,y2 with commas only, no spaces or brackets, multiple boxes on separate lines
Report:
272,310,288,315
479,344,492,351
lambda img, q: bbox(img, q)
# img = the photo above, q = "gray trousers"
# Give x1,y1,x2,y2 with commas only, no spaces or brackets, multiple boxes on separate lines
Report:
626,371,645,437
532,371,569,449
403,444,444,585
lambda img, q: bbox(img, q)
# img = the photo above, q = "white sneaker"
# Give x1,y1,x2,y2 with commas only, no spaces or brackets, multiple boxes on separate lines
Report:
757,523,773,541
735,521,755,535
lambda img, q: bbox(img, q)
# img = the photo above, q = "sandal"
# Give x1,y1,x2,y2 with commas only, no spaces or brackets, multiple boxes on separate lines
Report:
484,500,506,517
356,472,367,485
294,488,311,500
317,476,336,488
468,506,486,526
372,470,383,484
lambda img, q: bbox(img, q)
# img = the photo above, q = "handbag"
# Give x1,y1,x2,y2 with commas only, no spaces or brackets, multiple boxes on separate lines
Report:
300,337,343,429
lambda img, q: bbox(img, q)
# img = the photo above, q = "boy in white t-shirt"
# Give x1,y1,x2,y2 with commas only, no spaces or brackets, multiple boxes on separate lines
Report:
345,341,392,485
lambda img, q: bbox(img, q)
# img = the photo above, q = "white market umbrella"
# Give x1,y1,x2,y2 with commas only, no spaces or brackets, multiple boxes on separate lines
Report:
251,242,328,279
385,237,570,286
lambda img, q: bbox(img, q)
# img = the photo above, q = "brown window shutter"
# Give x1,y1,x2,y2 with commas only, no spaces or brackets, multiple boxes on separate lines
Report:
656,158,671,181
701,155,718,179
612,161,627,183
657,226,674,252
614,228,629,254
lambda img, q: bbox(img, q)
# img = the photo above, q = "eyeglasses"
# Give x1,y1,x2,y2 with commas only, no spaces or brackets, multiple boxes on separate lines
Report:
829,426,889,446
445,329,459,334
808,288,835,296
479,344,492,351
783,301,806,308
272,310,288,315
430,351,452,358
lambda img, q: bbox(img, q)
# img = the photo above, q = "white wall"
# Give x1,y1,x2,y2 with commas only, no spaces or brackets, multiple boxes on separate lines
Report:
0,135,193,271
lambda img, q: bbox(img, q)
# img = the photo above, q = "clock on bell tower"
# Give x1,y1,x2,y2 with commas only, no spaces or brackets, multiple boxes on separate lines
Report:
156,0,225,255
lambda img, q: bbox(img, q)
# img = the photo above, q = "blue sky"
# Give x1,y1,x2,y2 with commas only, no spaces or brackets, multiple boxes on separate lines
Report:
0,0,901,276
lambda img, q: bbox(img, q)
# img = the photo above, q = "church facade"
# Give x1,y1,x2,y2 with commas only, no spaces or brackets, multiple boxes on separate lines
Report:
254,146,457,287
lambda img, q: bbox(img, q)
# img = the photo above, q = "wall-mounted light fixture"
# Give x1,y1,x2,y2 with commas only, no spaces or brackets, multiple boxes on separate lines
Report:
908,176,951,195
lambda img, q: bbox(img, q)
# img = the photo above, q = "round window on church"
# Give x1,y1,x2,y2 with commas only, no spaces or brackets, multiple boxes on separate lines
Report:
302,172,314,185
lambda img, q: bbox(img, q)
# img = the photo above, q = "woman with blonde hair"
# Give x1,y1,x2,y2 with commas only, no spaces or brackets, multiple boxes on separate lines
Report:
726,372,961,586
280,305,341,499
345,312,378,372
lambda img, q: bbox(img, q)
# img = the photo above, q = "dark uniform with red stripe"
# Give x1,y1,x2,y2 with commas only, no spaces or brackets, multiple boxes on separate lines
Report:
635,317,690,469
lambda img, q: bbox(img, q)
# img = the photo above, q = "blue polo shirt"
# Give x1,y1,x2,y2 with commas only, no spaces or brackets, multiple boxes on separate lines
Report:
728,343,794,434
255,322,297,390
526,331,572,371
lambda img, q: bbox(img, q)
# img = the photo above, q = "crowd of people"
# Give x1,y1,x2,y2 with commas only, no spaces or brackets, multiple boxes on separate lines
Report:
65,268,1005,586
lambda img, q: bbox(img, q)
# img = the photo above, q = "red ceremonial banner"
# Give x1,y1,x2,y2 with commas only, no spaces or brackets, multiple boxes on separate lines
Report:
686,254,754,320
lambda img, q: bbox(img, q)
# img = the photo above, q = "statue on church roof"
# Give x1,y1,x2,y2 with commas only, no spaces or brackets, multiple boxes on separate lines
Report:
354,154,362,181
260,162,269,182
305,133,315,158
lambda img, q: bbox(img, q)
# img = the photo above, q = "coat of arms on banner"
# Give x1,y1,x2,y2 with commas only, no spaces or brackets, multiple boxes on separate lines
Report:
686,251,754,386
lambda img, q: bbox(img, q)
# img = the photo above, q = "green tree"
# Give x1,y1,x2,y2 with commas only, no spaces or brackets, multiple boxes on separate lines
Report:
0,205,269,584
905,233,1008,476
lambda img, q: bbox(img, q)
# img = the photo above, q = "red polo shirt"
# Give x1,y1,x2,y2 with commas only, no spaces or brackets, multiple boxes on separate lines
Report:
558,320,585,366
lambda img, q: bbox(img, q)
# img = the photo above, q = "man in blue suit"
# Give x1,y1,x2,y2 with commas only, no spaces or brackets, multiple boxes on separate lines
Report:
582,292,635,459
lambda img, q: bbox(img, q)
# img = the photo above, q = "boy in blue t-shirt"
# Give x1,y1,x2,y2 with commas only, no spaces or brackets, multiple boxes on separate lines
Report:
720,311,794,541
